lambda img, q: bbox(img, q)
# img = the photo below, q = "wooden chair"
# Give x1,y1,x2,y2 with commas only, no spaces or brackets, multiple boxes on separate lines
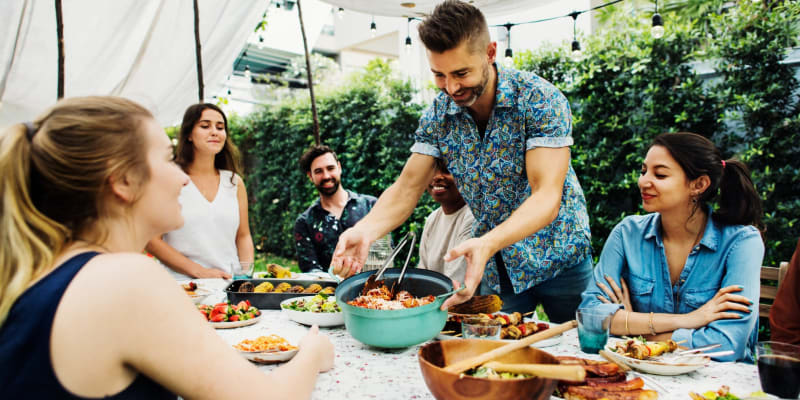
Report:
760,261,790,317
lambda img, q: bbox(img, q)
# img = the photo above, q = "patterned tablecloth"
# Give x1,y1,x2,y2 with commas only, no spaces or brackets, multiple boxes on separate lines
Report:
196,279,764,400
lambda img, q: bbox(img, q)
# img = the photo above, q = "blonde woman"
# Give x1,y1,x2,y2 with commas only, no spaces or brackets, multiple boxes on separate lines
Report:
146,103,253,279
0,97,333,398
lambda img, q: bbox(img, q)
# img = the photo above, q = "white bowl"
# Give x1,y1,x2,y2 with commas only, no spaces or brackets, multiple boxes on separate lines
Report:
186,288,211,304
280,296,344,327
238,348,298,364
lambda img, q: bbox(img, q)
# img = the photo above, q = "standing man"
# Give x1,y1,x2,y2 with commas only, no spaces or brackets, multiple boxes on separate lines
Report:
330,0,592,322
418,158,474,284
294,145,377,272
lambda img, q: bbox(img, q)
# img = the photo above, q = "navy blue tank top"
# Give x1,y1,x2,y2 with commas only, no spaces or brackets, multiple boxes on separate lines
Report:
0,252,175,399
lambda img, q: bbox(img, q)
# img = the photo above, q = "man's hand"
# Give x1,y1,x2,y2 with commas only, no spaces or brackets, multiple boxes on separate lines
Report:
330,227,373,278
195,266,231,279
440,237,495,310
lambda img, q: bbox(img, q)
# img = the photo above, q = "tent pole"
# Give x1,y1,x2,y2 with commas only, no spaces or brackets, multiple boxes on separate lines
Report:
296,0,320,145
193,0,204,102
55,0,64,99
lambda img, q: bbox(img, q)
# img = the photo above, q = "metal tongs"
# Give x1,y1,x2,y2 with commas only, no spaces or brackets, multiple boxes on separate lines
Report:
360,231,416,297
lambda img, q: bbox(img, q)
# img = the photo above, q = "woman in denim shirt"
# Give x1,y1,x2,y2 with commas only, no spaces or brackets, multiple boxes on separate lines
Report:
579,132,764,361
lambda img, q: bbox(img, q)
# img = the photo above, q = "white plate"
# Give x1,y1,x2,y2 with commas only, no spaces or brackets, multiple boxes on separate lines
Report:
437,316,562,348
603,339,710,376
186,288,212,304
209,313,262,329
238,348,298,364
280,296,344,327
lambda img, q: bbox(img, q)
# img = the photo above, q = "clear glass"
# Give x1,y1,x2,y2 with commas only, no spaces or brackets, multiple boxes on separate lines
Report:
231,261,254,280
576,308,612,354
461,317,502,340
363,234,393,272
756,341,800,398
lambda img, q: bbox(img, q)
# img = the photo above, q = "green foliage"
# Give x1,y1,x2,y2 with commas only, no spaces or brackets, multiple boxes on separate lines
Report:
231,59,432,261
516,1,800,269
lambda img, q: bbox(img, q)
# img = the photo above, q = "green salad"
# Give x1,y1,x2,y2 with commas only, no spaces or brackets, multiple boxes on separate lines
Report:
467,366,532,380
282,294,341,313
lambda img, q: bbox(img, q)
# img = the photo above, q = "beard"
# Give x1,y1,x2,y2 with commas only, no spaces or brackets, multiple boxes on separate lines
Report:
315,178,340,197
442,62,490,107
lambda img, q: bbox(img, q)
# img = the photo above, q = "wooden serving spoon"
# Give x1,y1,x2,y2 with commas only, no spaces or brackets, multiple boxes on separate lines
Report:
481,361,586,381
443,320,578,374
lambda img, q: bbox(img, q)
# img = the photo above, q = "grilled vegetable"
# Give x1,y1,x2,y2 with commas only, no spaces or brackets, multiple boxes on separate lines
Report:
253,282,274,293
267,263,292,279
447,295,503,314
320,286,335,295
303,283,322,294
272,282,292,293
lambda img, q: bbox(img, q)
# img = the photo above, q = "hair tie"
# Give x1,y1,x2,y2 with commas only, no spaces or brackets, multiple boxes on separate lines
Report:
721,160,726,169
23,122,37,141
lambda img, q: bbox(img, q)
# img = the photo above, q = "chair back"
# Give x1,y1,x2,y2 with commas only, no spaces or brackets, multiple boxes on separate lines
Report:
760,261,790,317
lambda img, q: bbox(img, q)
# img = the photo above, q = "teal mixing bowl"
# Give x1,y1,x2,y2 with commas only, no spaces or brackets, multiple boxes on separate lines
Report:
333,268,459,348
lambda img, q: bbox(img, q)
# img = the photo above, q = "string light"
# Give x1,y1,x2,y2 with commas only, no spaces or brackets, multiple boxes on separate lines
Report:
651,0,664,39
337,7,344,19
569,11,582,61
370,16,377,37
405,18,412,52
244,65,251,80
503,23,513,66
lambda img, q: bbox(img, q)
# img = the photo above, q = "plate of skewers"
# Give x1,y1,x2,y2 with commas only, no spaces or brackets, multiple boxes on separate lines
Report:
602,338,713,376
437,311,561,347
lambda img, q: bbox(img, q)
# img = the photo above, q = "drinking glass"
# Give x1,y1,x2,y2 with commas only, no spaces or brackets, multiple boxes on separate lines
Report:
231,261,254,280
576,308,612,354
461,317,503,340
756,341,800,399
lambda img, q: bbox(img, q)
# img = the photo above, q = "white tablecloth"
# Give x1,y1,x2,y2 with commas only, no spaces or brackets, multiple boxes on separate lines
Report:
195,279,764,400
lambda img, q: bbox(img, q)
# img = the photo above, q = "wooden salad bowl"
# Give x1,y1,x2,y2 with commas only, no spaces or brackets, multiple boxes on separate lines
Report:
418,339,559,400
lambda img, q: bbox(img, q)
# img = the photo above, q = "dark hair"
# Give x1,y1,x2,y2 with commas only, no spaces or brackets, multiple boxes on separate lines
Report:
651,132,763,230
174,103,242,183
417,0,489,53
433,157,449,174
299,145,338,173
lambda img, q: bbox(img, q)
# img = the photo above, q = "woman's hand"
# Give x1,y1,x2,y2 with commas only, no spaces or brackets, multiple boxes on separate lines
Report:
299,325,334,372
596,275,633,311
440,237,493,310
194,266,231,279
686,285,752,329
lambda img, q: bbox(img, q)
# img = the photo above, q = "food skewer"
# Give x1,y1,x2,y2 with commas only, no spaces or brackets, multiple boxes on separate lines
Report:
675,343,721,355
481,362,586,381
443,320,577,373
599,350,631,372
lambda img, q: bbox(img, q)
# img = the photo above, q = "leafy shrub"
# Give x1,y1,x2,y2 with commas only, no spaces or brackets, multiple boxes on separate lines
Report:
230,60,432,261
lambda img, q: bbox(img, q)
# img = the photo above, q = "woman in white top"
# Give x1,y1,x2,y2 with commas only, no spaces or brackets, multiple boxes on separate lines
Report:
146,104,254,279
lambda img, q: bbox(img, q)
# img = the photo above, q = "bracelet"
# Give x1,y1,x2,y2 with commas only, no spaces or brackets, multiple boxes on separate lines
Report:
625,310,630,336
648,311,656,335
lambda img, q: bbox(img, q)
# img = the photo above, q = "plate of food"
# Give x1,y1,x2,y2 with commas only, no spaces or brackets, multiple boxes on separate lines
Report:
555,356,660,400
603,338,710,376
197,301,262,329
233,335,298,364
437,312,562,348
280,294,344,327
180,281,211,304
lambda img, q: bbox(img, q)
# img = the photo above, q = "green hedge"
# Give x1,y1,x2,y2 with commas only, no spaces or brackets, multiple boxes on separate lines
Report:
230,60,432,261
515,0,800,267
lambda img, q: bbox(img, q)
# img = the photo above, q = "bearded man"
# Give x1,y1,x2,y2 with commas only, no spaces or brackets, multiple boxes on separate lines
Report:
330,0,593,322
294,145,377,272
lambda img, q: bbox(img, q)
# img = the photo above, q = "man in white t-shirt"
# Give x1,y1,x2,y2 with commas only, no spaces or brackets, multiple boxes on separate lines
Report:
418,158,474,283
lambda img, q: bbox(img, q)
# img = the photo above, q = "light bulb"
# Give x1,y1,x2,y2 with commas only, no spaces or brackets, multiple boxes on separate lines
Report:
338,7,344,18
370,21,377,36
244,65,251,80
651,13,664,39
504,48,513,66
405,36,412,52
571,40,582,61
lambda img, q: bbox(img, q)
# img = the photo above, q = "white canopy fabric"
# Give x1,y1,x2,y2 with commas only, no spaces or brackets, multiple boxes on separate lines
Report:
0,0,268,127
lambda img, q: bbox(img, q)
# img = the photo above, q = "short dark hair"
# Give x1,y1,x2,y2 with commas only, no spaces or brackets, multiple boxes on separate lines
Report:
651,132,763,230
433,157,449,174
299,145,338,173
417,0,490,53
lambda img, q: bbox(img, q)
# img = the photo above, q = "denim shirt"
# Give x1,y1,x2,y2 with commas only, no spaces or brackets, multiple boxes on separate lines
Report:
579,211,764,361
410,64,592,294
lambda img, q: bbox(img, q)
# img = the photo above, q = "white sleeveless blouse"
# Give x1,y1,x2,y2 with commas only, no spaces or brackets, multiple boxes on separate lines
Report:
163,170,240,279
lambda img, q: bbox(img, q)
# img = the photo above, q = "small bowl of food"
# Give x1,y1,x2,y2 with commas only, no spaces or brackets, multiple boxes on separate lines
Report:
233,335,299,364
462,317,503,340
418,339,560,400
280,294,344,327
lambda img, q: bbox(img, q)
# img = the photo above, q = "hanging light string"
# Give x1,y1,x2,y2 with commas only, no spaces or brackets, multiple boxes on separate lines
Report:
370,15,377,37
405,18,412,51
503,23,513,65
651,0,665,38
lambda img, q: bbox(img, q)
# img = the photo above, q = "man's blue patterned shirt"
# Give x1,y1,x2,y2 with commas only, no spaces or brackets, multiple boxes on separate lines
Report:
410,64,592,293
